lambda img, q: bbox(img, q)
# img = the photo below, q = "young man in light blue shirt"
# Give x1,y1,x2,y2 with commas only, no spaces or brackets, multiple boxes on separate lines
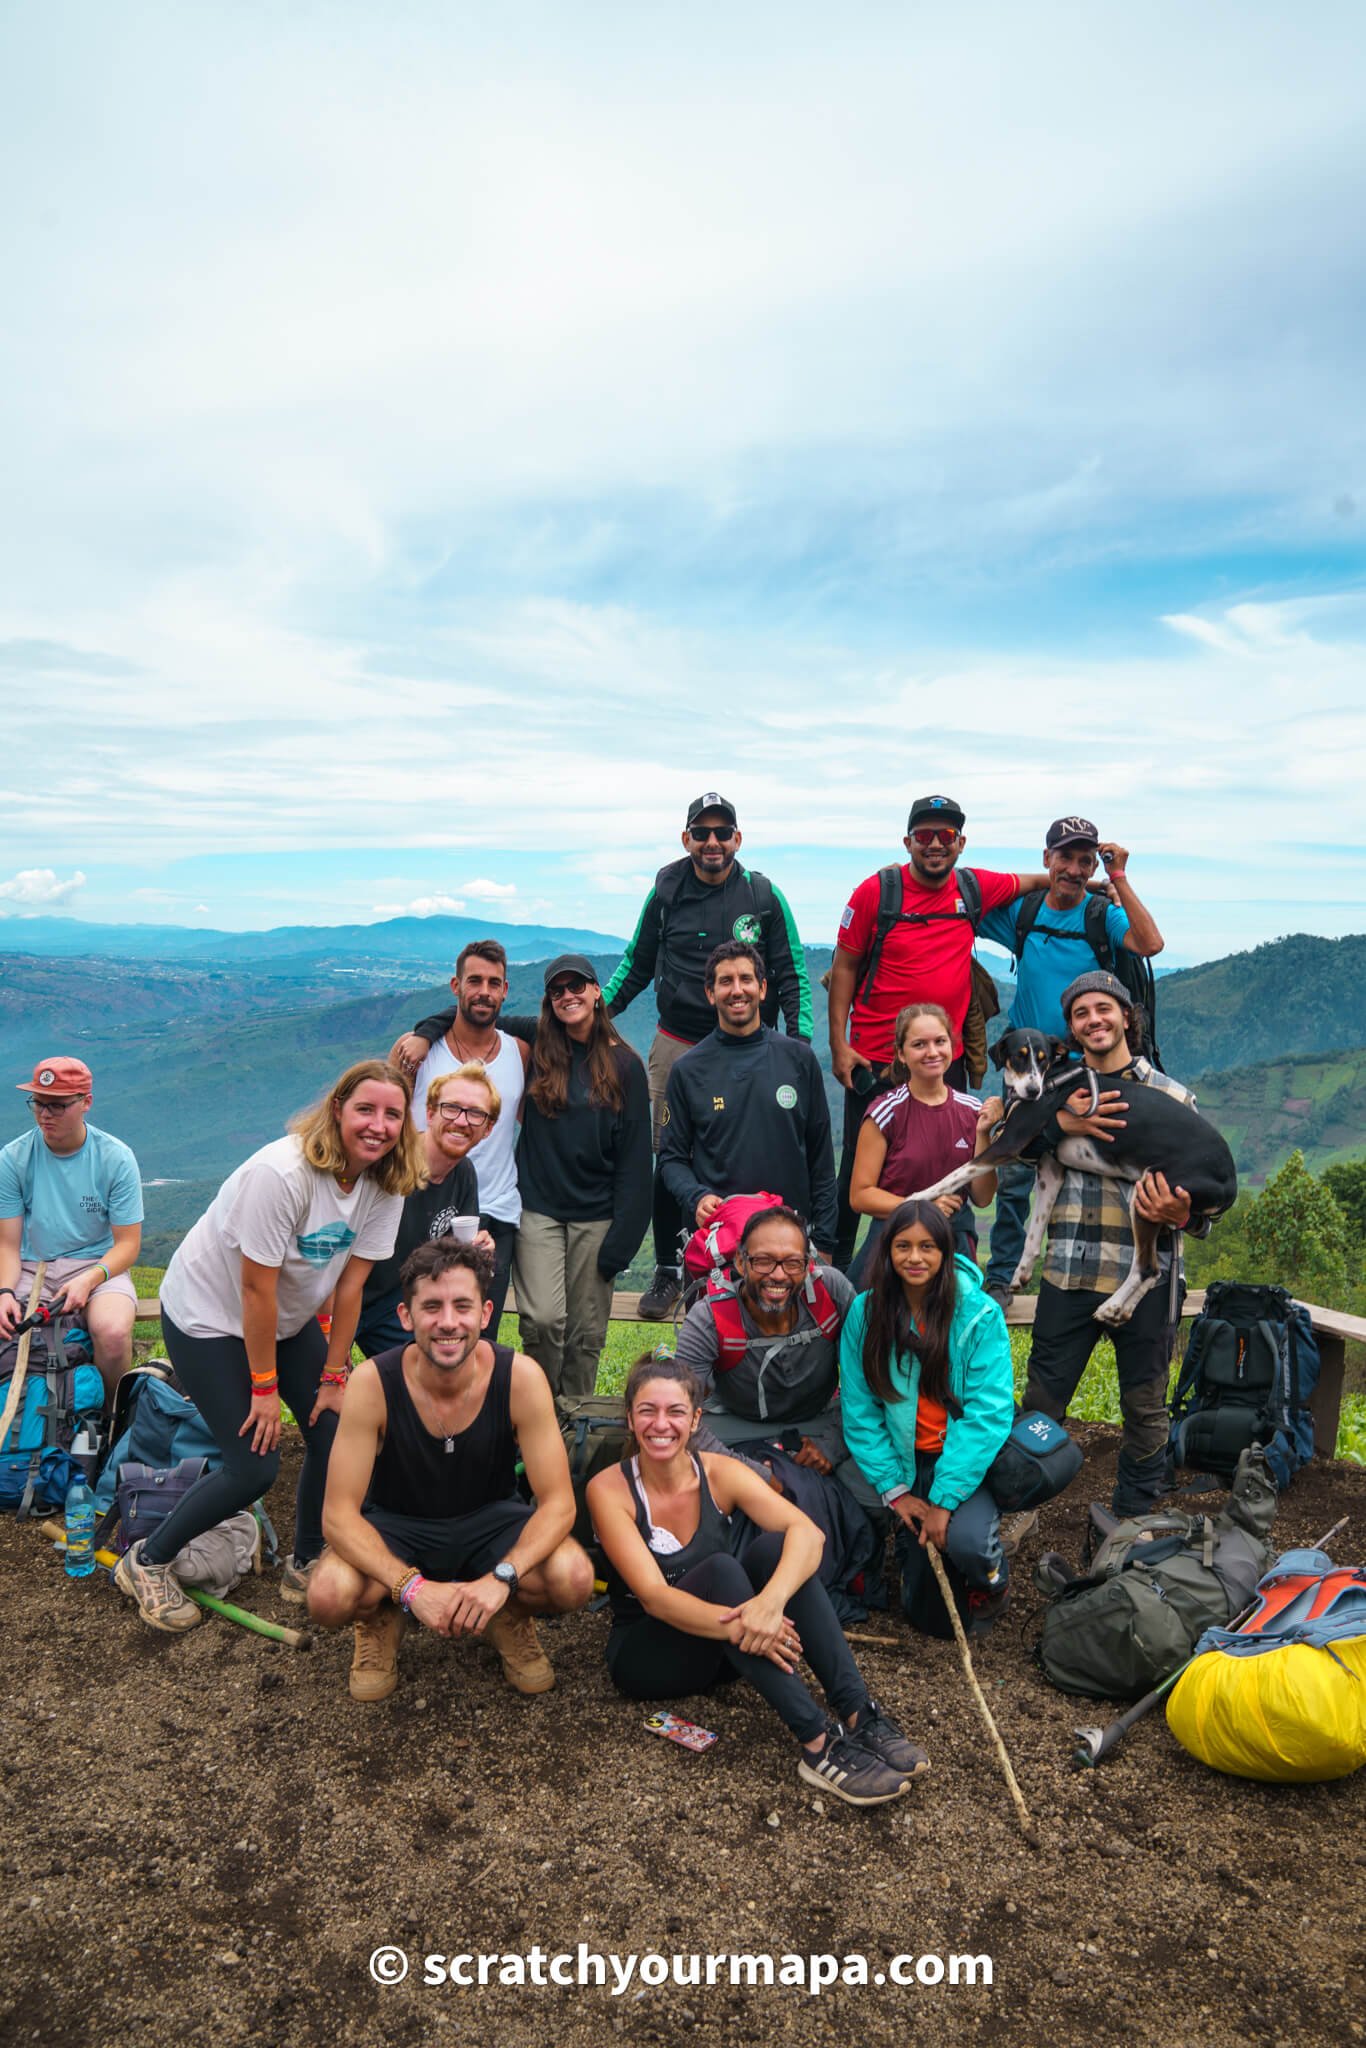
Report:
0,1056,144,1397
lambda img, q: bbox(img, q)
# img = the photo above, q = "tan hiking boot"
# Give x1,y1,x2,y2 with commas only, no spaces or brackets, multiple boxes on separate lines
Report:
1000,1509,1040,1559
113,1541,202,1634
486,1602,555,1694
349,1605,402,1702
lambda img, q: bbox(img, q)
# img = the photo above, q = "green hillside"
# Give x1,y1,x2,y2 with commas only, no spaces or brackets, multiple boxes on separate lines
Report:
1155,933,1366,1079
1191,1045,1366,1186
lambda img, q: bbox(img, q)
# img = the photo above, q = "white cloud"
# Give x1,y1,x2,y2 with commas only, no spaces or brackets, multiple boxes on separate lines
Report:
372,894,468,919
455,878,518,901
0,868,86,912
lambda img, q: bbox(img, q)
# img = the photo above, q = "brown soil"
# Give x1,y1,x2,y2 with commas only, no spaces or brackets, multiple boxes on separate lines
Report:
2,1426,1364,2048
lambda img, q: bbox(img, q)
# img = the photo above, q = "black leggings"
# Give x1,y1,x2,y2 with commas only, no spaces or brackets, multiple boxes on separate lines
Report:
605,1530,870,1745
143,1312,334,1568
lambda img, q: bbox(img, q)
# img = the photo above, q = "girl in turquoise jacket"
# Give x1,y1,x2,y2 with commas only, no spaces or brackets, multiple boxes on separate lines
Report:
840,1199,1015,1636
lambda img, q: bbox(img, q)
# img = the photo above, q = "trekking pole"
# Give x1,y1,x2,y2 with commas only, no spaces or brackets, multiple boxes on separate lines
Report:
0,1262,48,1455
925,1543,1038,1845
40,1519,313,1649
1070,1513,1350,1770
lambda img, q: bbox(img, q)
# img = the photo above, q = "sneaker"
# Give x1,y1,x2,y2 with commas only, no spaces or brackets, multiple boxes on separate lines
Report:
350,1606,403,1702
999,1510,1039,1559
985,1283,1014,1312
113,1540,202,1634
487,1603,555,1694
848,1699,930,1780
965,1583,1011,1638
798,1721,910,1807
280,1556,315,1604
638,1265,682,1321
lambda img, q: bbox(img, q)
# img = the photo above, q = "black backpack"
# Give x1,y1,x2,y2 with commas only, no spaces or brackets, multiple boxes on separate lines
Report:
1010,888,1162,1067
854,866,999,1027
1168,1281,1320,1491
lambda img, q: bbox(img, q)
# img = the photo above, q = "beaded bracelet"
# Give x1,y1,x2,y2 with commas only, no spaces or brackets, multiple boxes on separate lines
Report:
398,1573,426,1613
392,1565,421,1606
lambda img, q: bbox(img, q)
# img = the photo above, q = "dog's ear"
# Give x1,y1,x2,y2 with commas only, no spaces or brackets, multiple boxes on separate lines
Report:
1047,1036,1070,1066
989,1038,1009,1070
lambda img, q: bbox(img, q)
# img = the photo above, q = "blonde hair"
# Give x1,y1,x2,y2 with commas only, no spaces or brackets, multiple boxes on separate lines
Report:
426,1061,502,1128
290,1059,424,1196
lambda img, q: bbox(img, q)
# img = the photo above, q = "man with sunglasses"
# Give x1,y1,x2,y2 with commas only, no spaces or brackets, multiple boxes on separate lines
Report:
0,1057,143,1397
354,1065,500,1358
828,796,1047,1270
604,793,812,1320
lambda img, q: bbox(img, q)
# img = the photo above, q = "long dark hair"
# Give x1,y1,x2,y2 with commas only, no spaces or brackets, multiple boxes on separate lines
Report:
528,984,632,1116
860,1200,960,1411
621,1352,703,1457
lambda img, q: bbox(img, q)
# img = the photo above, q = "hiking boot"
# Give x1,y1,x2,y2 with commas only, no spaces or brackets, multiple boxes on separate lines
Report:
638,1265,682,1321
487,1603,555,1694
349,1606,402,1702
280,1556,315,1604
797,1721,909,1807
113,1540,202,1634
965,1583,1011,1638
848,1699,930,1780
985,1283,1014,1312
1000,1510,1039,1559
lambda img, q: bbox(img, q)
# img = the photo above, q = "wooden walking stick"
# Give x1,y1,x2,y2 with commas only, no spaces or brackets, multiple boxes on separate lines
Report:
0,1261,48,1455
926,1542,1039,1845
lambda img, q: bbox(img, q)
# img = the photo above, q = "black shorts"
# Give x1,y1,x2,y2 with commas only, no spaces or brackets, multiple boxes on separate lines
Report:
361,1497,535,1579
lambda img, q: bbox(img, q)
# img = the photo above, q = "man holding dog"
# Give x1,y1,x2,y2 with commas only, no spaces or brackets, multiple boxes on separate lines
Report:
1023,970,1205,1516
309,1240,594,1701
0,1057,143,1397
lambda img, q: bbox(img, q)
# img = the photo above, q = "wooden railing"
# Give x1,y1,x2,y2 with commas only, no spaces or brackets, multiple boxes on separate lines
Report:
135,1288,1364,1459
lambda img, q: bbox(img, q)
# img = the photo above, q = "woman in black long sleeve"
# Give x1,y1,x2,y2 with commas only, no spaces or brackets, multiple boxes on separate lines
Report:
511,954,651,1406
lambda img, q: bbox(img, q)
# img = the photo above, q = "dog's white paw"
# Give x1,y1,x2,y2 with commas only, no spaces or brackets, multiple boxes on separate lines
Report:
1093,1296,1134,1328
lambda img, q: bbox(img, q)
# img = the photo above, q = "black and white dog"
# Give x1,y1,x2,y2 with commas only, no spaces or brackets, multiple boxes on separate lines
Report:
909,1028,1237,1326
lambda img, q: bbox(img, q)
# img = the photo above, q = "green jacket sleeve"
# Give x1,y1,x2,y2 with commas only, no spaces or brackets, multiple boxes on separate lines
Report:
765,880,812,1039
604,888,662,1017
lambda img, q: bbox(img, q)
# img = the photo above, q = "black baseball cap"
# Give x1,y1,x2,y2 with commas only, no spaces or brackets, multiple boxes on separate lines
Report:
1046,816,1100,851
543,953,597,990
686,792,738,828
907,794,965,831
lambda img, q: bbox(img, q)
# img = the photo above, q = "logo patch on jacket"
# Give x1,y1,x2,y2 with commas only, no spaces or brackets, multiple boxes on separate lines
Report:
775,1085,798,1109
732,913,762,944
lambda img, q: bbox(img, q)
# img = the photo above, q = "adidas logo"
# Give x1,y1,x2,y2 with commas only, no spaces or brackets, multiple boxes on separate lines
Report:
954,1138,970,1150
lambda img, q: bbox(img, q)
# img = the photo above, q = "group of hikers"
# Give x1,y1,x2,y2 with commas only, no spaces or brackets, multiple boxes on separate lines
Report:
4,788,1210,1810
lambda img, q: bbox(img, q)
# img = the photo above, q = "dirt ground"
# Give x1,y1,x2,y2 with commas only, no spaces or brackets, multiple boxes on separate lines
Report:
2,1425,1364,2048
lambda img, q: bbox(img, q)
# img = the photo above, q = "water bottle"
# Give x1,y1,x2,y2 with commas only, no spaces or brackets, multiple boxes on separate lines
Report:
70,1421,101,1484
64,1472,96,1579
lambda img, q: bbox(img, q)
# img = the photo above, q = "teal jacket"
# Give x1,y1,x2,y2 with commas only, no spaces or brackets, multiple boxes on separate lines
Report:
839,1257,1015,1512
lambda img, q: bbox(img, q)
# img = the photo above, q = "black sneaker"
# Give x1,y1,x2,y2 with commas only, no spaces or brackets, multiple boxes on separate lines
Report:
638,1266,682,1321
797,1721,910,1807
965,1583,1011,1638
848,1699,930,1780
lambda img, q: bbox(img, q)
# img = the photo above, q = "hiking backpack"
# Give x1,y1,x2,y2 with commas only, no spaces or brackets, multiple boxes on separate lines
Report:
0,1318,105,1517
681,1192,786,1282
853,867,1000,1088
1036,1447,1278,1699
1168,1281,1320,1490
704,1266,843,1373
1010,887,1162,1067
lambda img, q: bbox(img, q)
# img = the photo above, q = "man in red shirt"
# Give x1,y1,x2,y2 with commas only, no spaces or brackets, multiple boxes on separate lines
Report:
827,795,1045,1269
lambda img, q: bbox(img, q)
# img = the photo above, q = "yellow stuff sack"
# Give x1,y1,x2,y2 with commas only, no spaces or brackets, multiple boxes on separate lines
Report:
1166,1634,1366,1782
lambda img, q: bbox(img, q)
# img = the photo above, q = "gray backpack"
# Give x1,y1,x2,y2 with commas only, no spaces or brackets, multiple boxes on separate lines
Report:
1037,1448,1277,1699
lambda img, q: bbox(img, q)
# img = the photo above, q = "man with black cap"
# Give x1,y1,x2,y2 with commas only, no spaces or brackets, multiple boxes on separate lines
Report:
975,818,1165,1306
604,793,812,1318
828,797,1046,1270
0,1057,143,1397
1023,969,1206,1515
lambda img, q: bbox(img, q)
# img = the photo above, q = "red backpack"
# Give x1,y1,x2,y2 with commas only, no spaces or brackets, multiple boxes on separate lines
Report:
681,1192,786,1281
705,1266,843,1372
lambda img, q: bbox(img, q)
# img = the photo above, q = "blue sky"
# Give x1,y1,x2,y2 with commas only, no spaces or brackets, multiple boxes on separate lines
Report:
1,1,1364,967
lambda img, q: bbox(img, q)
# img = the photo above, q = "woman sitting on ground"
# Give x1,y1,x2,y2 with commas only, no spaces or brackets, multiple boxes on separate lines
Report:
588,1354,929,1807
840,1199,1015,1637
114,1059,422,1634
848,1003,999,1279
511,955,651,1408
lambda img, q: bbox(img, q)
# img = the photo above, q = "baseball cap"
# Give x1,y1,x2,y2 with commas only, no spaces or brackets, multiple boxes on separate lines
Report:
1046,816,1100,851
543,953,598,991
18,1056,93,1097
685,792,738,828
907,794,965,831
1060,970,1132,1018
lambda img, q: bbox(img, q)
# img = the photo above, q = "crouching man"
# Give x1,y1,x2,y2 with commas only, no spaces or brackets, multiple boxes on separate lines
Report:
309,1239,593,1701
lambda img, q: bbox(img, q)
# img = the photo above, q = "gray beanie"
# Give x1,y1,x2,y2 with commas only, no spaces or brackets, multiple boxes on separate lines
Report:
1060,969,1133,1019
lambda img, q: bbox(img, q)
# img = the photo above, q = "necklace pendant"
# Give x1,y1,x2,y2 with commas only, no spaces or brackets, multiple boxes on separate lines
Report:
445,1436,454,1453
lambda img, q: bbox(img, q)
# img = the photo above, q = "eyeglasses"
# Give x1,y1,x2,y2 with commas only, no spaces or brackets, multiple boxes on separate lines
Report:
435,1102,491,1130
743,1254,808,1278
910,827,959,849
548,976,591,999
27,1096,80,1113
688,825,735,843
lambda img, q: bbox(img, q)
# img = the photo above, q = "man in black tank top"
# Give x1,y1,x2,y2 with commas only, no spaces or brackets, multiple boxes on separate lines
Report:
308,1241,593,1701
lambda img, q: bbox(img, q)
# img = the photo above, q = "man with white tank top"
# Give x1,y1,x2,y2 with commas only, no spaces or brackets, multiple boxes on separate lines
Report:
404,941,530,1330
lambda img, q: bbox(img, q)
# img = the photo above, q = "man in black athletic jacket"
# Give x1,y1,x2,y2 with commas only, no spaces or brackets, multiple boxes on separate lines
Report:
659,942,837,1255
606,792,812,1318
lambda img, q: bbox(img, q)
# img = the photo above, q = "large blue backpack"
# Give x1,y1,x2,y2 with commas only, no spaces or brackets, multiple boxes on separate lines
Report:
0,1321,104,1516
1168,1281,1320,1490
93,1365,222,1523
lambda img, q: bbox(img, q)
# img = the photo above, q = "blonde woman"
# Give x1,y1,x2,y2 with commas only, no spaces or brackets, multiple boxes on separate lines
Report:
115,1060,421,1634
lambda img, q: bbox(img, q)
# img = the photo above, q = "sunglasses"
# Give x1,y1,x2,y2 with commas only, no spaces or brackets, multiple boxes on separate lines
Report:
688,825,735,843
548,975,592,999
435,1102,491,1129
910,827,960,849
27,1096,81,1112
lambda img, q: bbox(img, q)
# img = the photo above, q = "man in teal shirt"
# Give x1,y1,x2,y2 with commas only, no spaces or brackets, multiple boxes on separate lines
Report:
0,1056,143,1397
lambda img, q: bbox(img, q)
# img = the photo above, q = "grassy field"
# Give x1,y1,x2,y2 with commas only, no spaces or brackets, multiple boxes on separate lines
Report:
130,1265,1366,1464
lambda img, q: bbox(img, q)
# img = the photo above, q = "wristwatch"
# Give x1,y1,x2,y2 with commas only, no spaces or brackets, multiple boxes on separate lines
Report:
493,1560,519,1595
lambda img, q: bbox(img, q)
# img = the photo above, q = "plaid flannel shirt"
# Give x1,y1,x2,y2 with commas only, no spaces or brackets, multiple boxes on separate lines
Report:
1041,1058,1203,1297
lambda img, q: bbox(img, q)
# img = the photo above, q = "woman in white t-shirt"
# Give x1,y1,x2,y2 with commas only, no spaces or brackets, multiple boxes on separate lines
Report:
114,1060,422,1634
